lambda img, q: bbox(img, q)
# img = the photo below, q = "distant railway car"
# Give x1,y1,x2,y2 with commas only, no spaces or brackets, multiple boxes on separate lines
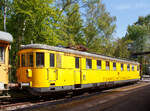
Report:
16,44,140,95
0,31,13,93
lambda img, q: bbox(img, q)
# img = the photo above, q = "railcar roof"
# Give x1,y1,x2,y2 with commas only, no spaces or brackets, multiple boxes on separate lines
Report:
0,31,13,43
20,44,139,65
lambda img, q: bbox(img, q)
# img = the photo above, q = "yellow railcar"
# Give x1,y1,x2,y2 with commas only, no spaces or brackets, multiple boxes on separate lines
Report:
16,44,140,95
0,31,13,92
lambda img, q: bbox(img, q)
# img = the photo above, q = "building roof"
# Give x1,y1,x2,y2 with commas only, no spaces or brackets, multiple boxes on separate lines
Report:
21,44,139,65
0,31,13,43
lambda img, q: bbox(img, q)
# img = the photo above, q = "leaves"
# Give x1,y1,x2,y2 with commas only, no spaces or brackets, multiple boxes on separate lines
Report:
83,0,116,55
126,15,150,52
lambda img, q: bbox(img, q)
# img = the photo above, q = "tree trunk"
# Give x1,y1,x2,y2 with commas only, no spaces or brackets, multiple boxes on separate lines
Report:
4,0,7,31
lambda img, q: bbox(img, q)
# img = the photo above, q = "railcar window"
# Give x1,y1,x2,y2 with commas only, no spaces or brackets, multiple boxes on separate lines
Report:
137,65,140,71
132,65,134,71
28,53,33,67
127,64,130,71
86,59,92,69
106,61,110,70
0,47,4,62
21,54,25,67
50,53,55,67
36,52,44,67
75,57,79,68
121,64,124,71
17,55,20,67
113,62,116,70
97,60,101,69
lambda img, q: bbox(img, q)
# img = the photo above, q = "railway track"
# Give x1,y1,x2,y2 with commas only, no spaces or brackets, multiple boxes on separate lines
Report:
0,81,149,111
0,89,101,111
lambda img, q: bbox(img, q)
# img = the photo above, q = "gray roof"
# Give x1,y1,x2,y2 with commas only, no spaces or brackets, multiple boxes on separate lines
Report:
0,31,13,43
21,44,139,65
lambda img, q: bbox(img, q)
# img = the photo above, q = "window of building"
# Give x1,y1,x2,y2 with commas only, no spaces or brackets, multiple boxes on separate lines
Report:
121,64,124,71
86,59,92,69
97,60,101,69
21,54,25,67
50,53,55,67
0,47,4,63
113,62,116,70
75,57,79,68
132,65,134,71
28,53,33,67
36,52,44,67
127,64,130,71
106,61,110,70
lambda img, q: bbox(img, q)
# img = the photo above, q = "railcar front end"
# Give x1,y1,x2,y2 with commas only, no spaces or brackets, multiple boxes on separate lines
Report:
0,31,13,94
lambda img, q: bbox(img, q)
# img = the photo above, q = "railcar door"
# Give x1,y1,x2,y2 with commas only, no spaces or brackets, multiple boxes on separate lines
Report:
0,46,8,85
47,53,57,81
74,57,81,87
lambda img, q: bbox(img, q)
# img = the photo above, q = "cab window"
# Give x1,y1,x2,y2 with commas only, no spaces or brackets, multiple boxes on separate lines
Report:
75,57,79,68
121,64,124,71
17,55,20,67
21,54,25,67
36,52,44,67
137,65,140,71
28,53,33,67
127,64,130,71
50,53,55,67
132,65,134,71
113,62,116,70
97,60,101,69
86,59,92,69
106,61,110,70
0,47,5,63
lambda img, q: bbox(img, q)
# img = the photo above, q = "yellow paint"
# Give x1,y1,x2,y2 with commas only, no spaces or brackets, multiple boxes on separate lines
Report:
17,48,140,88
27,69,32,78
0,42,10,85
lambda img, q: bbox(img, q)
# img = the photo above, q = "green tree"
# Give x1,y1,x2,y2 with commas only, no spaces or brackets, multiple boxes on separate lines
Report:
126,15,150,53
7,0,63,81
113,38,131,58
83,0,116,55
126,25,149,52
59,2,83,46
8,0,63,45
126,14,150,75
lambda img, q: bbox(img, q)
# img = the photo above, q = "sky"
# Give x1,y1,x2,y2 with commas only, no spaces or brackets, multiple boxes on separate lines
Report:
102,0,150,38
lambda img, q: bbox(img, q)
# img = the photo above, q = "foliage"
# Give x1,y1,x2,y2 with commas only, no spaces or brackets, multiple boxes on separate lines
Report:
58,2,83,46
7,0,64,81
126,14,150,74
126,25,149,52
83,0,116,56
113,38,131,58
126,15,150,53
8,0,63,45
